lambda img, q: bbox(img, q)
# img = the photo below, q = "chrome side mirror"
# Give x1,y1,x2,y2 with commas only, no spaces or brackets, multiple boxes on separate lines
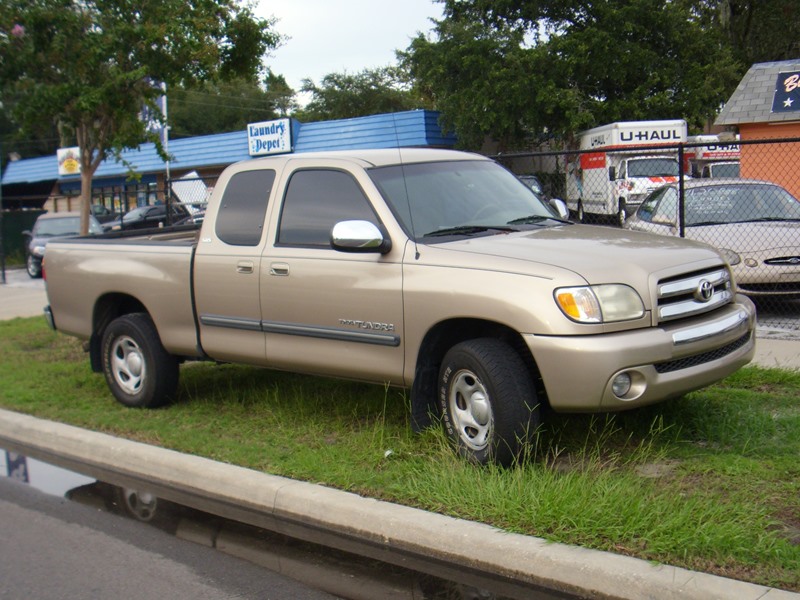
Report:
331,220,392,254
549,198,570,220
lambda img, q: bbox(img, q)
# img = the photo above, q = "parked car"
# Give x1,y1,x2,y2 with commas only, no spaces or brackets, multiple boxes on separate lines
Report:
119,203,191,230
23,212,104,278
625,179,800,296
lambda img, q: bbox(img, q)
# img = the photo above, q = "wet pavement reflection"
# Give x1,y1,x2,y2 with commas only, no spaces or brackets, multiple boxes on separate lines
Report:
2,449,579,600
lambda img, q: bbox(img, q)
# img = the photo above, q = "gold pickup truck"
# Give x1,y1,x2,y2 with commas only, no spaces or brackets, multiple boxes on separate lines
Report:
43,148,755,465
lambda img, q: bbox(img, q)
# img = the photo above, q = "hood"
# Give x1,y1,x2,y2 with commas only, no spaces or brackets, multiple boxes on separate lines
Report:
417,223,724,287
687,221,800,256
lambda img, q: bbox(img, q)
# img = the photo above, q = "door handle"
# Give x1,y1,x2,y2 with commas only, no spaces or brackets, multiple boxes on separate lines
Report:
270,262,289,276
236,261,254,274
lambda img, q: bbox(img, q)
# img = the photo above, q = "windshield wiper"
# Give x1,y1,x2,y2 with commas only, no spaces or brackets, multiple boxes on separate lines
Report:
422,225,517,238
507,214,571,225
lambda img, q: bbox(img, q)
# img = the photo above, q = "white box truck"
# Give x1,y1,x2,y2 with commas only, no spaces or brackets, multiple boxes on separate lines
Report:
565,120,688,226
684,134,740,178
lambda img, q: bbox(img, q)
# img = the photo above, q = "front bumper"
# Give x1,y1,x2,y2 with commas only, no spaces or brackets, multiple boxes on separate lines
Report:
525,295,756,412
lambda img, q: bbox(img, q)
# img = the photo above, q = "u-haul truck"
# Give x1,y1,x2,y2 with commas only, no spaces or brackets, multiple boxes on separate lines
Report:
684,134,740,178
565,119,688,226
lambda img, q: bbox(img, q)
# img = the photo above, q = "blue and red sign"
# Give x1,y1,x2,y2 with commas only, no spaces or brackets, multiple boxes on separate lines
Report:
772,71,800,113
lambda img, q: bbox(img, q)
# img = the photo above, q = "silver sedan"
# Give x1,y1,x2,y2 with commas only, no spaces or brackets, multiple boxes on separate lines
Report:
625,179,800,296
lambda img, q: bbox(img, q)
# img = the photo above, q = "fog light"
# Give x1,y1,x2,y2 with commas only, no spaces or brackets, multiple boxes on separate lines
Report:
612,373,632,398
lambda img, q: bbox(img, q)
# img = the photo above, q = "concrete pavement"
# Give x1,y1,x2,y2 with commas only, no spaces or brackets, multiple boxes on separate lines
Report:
1,409,797,600
1,266,799,599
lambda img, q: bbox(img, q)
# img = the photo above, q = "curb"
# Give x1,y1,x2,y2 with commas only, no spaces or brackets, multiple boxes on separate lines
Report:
1,408,796,600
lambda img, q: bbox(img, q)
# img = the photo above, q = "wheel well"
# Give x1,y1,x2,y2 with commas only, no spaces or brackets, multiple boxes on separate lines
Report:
409,318,547,432
88,293,148,372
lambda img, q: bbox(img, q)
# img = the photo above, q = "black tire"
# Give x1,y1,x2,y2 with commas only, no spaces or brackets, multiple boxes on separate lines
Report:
438,338,540,466
617,199,628,227
26,254,42,278
113,486,161,522
101,313,179,408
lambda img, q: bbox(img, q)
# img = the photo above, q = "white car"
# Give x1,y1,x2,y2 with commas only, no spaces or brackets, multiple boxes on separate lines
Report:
625,179,800,296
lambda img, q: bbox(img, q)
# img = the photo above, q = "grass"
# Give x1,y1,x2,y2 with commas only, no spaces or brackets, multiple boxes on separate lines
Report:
0,316,798,591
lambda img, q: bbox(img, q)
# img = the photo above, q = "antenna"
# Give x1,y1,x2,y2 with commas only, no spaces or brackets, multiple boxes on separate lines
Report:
391,113,420,260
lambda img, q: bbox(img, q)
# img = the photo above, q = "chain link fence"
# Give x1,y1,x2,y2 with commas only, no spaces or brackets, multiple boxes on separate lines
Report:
496,138,800,335
86,174,217,229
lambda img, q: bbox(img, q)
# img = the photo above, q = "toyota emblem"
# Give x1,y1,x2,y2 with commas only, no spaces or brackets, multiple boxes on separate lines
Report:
694,279,714,302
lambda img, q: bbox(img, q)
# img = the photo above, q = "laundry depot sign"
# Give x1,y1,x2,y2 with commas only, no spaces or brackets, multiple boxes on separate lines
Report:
247,118,292,156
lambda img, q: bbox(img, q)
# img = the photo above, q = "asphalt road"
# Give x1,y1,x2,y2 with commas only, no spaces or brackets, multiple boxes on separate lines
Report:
0,476,340,600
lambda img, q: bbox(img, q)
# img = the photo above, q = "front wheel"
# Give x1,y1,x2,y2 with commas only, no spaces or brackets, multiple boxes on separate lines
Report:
576,200,585,223
617,199,628,227
101,313,179,408
438,338,540,466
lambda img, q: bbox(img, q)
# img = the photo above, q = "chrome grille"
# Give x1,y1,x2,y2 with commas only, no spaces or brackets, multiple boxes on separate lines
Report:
657,267,733,324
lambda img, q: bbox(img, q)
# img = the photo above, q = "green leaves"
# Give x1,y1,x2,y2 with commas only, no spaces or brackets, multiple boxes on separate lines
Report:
0,0,280,232
297,66,424,122
401,0,745,150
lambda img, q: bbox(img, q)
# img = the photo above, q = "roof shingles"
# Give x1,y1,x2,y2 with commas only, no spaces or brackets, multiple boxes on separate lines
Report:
716,60,800,126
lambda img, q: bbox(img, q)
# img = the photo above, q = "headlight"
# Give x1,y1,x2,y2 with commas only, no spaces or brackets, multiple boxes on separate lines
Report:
555,284,645,323
32,245,46,257
718,248,741,266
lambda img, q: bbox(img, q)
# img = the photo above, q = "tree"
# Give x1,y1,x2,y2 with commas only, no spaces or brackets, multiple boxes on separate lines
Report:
401,0,742,150
169,78,286,139
264,69,298,117
710,0,800,65
0,0,281,233
401,18,583,151
297,66,426,122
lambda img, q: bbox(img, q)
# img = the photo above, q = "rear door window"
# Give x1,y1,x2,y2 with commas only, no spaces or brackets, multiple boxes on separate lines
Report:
215,170,276,246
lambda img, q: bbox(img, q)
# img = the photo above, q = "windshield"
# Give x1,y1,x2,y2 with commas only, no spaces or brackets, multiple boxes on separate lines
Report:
709,163,740,178
685,183,800,225
34,216,103,236
368,160,559,239
627,157,679,178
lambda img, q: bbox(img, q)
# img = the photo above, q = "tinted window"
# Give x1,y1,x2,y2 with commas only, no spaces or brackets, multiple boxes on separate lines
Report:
278,170,378,247
216,170,276,246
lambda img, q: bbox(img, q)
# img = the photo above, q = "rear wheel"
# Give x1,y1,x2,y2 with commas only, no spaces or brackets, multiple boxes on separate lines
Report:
101,313,178,408
438,338,540,466
26,254,42,278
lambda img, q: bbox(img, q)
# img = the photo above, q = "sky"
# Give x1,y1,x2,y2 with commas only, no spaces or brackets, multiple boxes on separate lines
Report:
254,0,443,94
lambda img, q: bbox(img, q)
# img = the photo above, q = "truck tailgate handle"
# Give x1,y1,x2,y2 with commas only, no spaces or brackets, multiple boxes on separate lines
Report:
236,261,254,274
270,262,290,276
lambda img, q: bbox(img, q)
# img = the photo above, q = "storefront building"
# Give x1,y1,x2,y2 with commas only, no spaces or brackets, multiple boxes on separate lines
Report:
1,110,456,214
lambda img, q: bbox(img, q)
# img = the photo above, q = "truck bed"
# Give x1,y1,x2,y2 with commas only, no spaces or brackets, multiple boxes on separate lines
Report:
44,228,199,357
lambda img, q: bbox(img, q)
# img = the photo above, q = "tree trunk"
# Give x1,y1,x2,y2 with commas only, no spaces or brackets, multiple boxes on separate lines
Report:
80,167,93,236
